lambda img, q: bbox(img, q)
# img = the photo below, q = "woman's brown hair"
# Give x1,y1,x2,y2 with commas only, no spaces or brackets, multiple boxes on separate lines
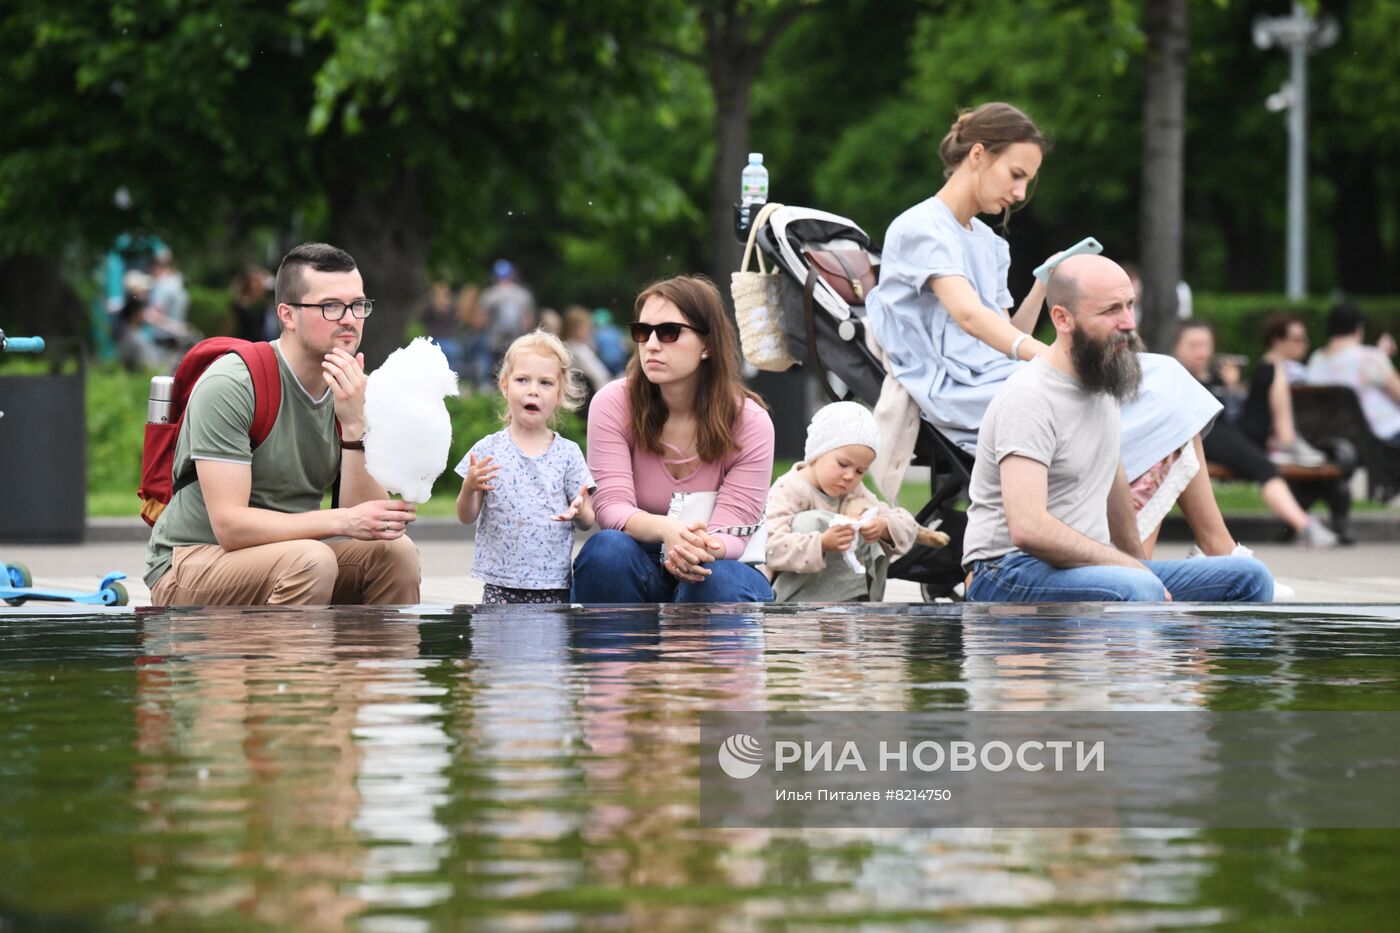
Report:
938,102,1049,175
939,102,1050,228
625,275,766,463
1261,312,1305,348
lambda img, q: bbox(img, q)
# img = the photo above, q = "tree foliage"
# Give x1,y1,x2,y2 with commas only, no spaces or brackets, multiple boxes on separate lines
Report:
2,0,1399,350
0,0,315,256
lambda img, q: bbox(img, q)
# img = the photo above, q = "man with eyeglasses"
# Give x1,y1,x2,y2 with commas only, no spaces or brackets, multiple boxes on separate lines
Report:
144,242,422,605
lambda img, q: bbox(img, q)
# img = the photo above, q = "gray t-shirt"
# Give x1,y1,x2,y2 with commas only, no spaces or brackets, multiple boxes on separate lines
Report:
453,429,593,589
144,341,340,587
962,358,1120,568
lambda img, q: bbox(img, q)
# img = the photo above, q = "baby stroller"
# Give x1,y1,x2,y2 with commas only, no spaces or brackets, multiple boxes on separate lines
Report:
740,205,972,599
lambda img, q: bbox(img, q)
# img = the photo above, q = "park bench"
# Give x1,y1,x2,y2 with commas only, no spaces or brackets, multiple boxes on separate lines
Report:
1291,385,1400,504
1206,460,1343,484
1205,457,1351,543
1204,448,1355,540
1200,380,1400,543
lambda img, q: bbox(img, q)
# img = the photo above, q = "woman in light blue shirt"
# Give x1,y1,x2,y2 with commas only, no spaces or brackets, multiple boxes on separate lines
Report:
865,102,1238,556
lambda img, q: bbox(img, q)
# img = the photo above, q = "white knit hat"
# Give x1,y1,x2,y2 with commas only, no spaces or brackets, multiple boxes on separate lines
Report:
804,401,881,463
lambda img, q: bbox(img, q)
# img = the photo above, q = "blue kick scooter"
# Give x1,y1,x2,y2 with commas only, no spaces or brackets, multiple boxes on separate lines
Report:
1,329,129,607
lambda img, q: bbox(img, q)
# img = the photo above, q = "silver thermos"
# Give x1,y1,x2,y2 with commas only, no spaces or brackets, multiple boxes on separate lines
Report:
148,376,175,424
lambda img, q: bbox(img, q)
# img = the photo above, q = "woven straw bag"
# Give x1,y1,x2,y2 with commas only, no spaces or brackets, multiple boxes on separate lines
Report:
730,202,797,372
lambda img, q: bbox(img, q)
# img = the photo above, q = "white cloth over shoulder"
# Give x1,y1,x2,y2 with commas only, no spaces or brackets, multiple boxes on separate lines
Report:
1119,354,1220,480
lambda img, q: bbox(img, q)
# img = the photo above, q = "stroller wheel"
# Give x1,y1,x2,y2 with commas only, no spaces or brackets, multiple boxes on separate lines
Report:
102,582,130,607
921,581,965,603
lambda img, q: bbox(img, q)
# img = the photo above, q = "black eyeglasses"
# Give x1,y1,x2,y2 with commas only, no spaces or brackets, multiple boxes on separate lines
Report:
629,321,708,344
287,299,374,321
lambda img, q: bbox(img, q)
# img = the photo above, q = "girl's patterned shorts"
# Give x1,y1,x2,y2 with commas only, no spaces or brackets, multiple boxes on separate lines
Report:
481,584,572,605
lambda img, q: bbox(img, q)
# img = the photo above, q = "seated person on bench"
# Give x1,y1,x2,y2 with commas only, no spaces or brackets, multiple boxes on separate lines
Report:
963,255,1273,603
1173,321,1338,548
1307,301,1400,447
1239,313,1321,461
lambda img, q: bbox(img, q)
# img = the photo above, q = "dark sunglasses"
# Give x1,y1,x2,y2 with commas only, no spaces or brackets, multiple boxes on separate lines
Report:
629,321,709,344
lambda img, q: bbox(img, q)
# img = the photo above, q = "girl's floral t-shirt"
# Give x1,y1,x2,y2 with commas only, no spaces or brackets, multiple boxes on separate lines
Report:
454,429,594,590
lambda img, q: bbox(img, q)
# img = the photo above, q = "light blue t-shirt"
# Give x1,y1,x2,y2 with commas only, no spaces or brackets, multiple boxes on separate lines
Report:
865,196,1015,453
454,429,594,590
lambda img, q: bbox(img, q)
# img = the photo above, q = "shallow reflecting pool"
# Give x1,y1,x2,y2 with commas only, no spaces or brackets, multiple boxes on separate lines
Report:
3,602,1400,930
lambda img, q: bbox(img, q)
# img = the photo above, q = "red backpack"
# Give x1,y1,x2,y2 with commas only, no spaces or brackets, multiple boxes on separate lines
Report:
138,339,282,525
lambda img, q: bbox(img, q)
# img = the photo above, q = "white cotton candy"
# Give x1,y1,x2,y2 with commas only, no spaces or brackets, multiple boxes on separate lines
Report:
827,507,878,574
364,337,459,502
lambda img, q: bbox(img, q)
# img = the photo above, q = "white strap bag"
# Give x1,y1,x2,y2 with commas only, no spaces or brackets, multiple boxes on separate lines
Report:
730,202,798,372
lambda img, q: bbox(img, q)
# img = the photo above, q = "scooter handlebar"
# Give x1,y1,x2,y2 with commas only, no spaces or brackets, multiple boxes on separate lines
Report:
1,336,44,353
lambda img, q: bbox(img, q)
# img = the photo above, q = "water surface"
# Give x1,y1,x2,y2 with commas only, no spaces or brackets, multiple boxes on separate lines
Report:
3,602,1399,930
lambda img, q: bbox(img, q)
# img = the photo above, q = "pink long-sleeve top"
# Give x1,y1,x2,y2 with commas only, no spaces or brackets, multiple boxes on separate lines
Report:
586,379,775,560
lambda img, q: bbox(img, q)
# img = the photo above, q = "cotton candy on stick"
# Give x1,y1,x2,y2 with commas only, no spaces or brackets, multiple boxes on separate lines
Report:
827,507,878,574
364,337,459,503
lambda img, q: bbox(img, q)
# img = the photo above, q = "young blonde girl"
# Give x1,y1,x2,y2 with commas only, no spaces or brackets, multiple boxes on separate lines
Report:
455,331,595,604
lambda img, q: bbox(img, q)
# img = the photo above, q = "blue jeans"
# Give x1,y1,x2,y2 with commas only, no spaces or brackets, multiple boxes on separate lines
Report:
571,530,774,604
966,550,1274,603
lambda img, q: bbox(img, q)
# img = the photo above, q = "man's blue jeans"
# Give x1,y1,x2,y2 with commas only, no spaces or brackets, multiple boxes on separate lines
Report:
967,550,1274,603
571,530,774,604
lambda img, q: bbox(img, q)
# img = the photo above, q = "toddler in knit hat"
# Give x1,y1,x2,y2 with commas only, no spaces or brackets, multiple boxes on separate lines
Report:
763,402,923,602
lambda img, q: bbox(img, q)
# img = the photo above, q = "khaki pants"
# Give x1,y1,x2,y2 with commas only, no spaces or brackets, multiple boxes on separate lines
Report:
150,536,421,606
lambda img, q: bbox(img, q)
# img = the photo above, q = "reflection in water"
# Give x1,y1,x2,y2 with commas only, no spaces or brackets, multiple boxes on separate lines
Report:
133,611,435,929
2,602,1400,929
461,607,584,908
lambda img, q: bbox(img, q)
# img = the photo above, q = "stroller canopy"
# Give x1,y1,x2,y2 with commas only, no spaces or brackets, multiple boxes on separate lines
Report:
757,206,879,322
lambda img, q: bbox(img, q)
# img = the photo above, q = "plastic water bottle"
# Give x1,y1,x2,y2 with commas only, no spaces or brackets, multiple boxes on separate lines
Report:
148,376,174,424
740,153,768,208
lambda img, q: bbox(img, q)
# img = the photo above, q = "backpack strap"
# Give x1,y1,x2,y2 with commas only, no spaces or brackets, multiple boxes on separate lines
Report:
233,341,282,448
171,341,282,496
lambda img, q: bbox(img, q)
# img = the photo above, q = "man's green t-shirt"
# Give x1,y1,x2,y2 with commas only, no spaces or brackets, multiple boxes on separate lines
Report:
144,341,340,587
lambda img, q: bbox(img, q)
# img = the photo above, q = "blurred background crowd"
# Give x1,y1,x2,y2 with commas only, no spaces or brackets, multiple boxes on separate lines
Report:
97,236,632,404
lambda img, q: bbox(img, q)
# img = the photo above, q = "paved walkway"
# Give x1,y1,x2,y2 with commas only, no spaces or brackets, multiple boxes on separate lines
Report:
7,530,1400,606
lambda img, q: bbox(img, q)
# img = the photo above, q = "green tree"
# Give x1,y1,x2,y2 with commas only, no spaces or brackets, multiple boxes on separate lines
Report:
643,0,820,289
1,0,680,361
1138,0,1189,350
814,0,1142,300
1320,0,1400,293
297,0,682,362
0,1,316,337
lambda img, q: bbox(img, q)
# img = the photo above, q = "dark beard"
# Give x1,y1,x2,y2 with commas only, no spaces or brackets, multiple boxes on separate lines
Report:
1070,326,1145,401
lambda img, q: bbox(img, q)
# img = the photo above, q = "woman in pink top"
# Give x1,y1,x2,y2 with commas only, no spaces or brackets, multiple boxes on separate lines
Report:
571,275,775,603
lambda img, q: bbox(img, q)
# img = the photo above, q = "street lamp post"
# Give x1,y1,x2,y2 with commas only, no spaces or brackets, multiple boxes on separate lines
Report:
1253,3,1338,300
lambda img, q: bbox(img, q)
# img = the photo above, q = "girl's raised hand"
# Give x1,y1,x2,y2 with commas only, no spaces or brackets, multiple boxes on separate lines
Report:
551,484,590,522
463,453,500,493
